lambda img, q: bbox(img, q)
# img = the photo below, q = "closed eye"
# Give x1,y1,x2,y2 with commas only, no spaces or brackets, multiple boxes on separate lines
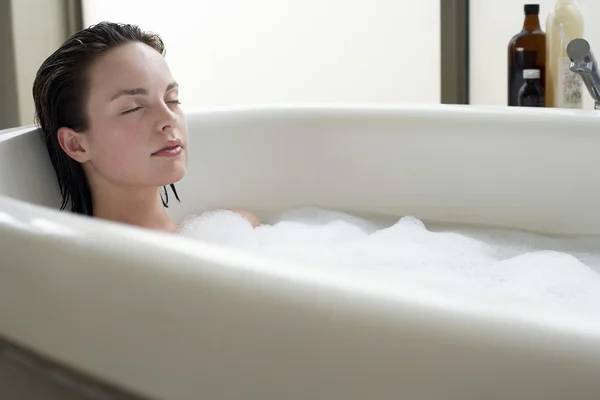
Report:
121,106,142,115
166,100,181,105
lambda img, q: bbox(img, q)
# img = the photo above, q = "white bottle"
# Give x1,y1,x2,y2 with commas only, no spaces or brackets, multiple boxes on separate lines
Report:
545,0,584,108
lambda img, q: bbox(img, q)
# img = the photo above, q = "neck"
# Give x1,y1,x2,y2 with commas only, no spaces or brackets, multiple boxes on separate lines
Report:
523,14,541,31
91,185,178,233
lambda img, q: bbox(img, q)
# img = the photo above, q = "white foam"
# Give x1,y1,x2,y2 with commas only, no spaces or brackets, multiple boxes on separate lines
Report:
177,207,600,315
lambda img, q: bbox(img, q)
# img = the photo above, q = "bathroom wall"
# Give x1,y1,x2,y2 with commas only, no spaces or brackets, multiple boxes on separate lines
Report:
82,0,441,110
11,0,71,126
470,0,598,108
0,0,72,130
0,1,20,130
10,0,595,125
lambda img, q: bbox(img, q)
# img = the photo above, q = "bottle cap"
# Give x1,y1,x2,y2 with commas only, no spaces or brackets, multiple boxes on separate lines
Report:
523,69,541,79
524,4,540,14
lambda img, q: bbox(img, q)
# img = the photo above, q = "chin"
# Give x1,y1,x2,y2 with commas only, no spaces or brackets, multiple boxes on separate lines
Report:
156,165,187,187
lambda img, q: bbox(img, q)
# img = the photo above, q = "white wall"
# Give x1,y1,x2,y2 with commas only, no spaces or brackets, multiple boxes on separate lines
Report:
82,0,440,110
470,0,598,108
11,0,69,126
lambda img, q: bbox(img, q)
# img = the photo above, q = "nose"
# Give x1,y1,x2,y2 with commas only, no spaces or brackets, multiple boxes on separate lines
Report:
155,102,178,133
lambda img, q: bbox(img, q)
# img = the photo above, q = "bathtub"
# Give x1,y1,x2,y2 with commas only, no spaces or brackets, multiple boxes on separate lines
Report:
1,103,600,400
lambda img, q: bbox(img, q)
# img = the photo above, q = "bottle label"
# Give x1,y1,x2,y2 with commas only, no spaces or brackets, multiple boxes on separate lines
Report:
557,57,583,108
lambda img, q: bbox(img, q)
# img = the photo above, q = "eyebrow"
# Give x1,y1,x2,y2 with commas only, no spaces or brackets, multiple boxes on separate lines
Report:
110,81,179,101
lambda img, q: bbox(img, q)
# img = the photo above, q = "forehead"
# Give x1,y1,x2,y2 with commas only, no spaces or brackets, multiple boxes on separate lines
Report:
87,42,173,98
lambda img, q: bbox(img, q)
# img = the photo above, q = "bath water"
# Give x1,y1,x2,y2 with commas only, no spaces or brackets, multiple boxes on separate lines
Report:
177,207,600,316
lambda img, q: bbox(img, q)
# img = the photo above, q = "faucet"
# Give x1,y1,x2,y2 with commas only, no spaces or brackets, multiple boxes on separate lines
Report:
567,38,600,110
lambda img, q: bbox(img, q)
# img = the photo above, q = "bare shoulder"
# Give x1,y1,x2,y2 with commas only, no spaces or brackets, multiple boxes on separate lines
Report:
230,208,261,227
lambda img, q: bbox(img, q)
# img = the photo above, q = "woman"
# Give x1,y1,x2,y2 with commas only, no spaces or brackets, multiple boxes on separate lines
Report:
33,21,259,232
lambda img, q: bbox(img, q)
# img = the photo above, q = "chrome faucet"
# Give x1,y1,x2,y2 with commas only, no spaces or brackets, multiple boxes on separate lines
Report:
567,38,600,110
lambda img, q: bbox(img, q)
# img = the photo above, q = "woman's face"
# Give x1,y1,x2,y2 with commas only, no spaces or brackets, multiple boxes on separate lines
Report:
77,41,188,190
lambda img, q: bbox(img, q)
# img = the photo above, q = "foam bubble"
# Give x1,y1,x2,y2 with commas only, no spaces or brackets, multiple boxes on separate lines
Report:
177,207,600,315
177,210,259,247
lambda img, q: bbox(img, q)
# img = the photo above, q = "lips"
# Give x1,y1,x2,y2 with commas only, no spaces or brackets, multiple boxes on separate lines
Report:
152,138,183,157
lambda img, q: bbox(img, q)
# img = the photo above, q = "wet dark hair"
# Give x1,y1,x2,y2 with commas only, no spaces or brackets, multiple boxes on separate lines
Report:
32,21,180,216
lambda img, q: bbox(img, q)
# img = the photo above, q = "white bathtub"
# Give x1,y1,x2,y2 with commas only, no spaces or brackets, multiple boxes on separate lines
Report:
1,104,600,400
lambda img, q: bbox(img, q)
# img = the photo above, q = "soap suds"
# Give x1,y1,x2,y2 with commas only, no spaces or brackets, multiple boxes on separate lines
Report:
177,207,600,315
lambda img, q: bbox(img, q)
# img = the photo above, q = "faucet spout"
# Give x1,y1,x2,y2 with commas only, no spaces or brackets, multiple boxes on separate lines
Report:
567,38,600,110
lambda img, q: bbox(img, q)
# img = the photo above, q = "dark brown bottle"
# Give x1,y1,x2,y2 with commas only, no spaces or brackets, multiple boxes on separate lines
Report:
508,4,546,106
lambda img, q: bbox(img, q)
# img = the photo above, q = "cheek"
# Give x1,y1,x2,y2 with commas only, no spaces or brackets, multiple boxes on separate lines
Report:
179,117,189,166
177,111,188,134
178,112,189,144
88,125,150,180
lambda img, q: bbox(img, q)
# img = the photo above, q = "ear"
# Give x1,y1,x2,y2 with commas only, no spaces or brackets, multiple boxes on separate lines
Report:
57,127,90,163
